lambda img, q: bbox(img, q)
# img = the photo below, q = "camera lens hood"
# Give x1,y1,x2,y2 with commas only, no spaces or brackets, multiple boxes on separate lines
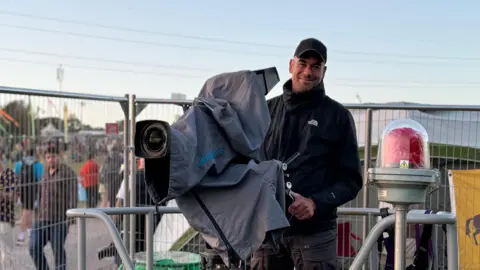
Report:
138,121,169,159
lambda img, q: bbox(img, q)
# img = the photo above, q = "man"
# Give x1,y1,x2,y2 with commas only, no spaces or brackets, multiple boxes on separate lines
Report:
251,38,363,269
14,148,43,245
79,152,99,208
29,146,78,270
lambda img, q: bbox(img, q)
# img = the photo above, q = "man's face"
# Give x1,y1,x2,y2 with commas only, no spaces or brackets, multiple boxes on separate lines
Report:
289,54,326,93
45,153,59,168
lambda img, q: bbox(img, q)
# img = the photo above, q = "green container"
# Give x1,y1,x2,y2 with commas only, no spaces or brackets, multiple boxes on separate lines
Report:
119,251,201,270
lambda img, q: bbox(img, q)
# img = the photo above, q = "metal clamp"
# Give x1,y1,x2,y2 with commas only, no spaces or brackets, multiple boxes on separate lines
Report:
282,152,300,172
285,181,294,201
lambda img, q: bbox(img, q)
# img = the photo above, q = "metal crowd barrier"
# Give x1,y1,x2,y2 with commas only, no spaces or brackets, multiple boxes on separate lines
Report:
66,206,459,270
2,84,475,269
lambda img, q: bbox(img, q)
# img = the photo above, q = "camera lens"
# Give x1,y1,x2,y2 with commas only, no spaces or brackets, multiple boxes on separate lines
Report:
147,129,165,152
141,123,168,158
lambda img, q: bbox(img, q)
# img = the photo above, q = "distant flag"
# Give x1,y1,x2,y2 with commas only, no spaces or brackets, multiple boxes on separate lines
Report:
0,109,19,127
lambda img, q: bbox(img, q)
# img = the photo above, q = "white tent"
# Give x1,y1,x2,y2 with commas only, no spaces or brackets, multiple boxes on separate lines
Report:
153,200,190,251
40,123,64,137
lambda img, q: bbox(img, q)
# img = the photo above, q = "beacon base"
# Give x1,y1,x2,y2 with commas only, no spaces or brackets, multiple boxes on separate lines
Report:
368,167,439,205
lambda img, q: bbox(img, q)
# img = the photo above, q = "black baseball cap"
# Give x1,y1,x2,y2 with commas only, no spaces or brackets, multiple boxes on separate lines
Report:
294,38,327,63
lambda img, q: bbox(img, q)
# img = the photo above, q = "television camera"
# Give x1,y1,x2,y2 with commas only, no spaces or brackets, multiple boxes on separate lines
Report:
134,67,290,269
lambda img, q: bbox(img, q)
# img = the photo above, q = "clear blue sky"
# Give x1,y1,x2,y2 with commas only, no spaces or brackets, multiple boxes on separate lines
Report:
1,0,480,127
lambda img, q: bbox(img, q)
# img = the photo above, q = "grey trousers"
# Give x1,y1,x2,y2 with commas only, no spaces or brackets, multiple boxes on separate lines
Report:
251,229,338,270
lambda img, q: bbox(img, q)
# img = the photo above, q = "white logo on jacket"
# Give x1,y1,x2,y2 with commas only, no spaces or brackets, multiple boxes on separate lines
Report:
307,119,318,126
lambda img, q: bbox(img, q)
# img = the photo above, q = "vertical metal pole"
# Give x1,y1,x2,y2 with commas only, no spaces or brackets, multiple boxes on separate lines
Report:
349,215,396,270
145,213,154,270
446,223,458,270
129,94,137,259
394,205,408,270
77,218,87,270
367,213,378,270
122,95,131,254
362,109,373,270
432,225,439,270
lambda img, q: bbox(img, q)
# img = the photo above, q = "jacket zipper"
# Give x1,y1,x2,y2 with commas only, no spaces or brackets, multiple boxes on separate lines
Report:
283,152,300,222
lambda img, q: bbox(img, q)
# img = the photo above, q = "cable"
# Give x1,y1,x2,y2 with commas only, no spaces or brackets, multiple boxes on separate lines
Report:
2,47,478,68
0,48,216,72
0,10,288,49
332,83,480,89
0,14,479,61
0,10,470,61
0,24,283,57
0,57,204,78
329,78,480,86
2,56,480,88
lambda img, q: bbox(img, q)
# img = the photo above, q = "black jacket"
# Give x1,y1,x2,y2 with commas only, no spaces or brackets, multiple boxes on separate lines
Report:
261,80,362,235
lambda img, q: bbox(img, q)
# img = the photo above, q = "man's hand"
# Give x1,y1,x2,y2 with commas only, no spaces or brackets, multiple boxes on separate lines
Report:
288,192,316,220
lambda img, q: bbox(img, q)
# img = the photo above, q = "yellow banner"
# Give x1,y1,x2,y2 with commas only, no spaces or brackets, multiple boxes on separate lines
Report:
63,104,68,142
449,169,480,269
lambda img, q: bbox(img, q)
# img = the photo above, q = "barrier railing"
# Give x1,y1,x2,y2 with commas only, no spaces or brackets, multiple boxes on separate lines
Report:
2,84,480,269
134,96,480,270
0,86,129,269
350,211,458,270
66,207,459,270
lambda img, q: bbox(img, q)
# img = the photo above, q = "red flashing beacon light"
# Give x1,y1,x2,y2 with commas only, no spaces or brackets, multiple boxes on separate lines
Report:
377,119,430,169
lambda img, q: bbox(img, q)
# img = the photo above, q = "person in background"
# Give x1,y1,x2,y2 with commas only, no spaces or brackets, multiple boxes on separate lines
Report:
251,38,363,269
12,143,25,162
101,145,122,207
0,159,17,268
114,158,163,251
79,152,100,208
0,149,6,165
14,148,43,245
98,157,163,263
29,146,77,270
98,181,108,208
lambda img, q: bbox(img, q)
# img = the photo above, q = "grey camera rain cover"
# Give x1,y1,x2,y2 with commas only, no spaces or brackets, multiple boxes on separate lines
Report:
157,69,290,265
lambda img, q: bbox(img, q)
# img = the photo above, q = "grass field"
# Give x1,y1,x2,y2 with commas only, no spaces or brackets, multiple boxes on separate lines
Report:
358,142,480,162
169,227,196,251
